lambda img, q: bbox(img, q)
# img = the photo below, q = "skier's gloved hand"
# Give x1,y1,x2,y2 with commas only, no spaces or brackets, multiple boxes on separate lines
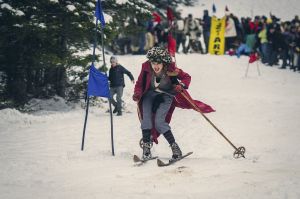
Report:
132,93,141,102
174,84,184,93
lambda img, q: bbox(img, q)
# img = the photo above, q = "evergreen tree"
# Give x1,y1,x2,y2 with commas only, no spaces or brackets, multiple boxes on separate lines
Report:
0,0,195,108
0,0,97,106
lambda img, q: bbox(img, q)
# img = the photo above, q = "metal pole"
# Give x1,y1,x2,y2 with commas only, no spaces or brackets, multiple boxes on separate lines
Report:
256,60,261,76
109,98,115,156
81,19,99,151
245,62,250,77
92,19,99,65
81,97,90,151
99,23,114,156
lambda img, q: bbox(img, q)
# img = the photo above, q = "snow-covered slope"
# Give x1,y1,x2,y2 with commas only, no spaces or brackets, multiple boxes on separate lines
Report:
1,53,300,199
2,0,300,198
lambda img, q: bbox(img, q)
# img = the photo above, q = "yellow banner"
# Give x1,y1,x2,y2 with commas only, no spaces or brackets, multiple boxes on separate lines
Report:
209,16,226,55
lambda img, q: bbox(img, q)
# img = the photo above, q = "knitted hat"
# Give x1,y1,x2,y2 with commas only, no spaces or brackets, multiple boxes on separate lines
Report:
110,56,118,63
146,46,172,64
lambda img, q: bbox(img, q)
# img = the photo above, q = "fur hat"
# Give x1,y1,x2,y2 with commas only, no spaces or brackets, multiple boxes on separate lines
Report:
146,47,172,64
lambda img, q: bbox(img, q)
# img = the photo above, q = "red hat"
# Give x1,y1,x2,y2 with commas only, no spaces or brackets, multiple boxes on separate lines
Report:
152,12,161,23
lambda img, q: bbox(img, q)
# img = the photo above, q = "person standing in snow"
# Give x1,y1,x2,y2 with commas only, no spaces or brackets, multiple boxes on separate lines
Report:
225,13,238,52
108,56,134,116
202,9,211,53
184,14,203,53
132,47,214,160
174,15,187,53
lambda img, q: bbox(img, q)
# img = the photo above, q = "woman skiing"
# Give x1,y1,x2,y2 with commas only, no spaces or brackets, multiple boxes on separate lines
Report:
132,46,214,161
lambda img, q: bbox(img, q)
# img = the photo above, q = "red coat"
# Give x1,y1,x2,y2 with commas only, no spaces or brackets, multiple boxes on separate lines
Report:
134,61,215,143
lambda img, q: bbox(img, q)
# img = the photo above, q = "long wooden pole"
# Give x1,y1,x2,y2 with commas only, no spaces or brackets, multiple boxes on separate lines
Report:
180,91,239,151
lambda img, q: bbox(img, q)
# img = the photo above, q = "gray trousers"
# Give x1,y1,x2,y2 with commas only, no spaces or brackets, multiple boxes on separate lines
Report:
141,90,173,134
110,86,123,111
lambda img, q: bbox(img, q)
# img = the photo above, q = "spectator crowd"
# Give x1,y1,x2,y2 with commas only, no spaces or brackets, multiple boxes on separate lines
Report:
111,10,300,72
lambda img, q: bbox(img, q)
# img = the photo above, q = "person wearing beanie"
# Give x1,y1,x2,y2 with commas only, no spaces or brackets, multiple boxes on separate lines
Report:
132,46,214,161
108,56,134,116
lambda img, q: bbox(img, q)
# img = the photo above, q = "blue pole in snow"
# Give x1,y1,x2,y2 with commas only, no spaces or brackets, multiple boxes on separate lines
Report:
99,23,114,156
81,19,99,151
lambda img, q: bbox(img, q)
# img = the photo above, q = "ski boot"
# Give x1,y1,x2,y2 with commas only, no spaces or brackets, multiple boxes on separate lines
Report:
113,107,118,114
116,110,122,116
142,142,152,160
170,142,182,160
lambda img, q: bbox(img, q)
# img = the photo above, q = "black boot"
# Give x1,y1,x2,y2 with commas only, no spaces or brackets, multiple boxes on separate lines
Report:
142,129,151,143
170,142,182,160
142,142,152,160
142,129,152,160
163,130,182,160
163,130,175,145
116,110,122,116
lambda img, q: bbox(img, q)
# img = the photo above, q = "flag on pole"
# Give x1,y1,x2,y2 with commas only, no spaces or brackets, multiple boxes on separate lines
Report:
212,4,216,13
166,6,176,57
152,12,161,23
248,52,259,63
95,0,105,27
87,64,110,98
167,7,174,22
168,34,176,57
225,5,229,12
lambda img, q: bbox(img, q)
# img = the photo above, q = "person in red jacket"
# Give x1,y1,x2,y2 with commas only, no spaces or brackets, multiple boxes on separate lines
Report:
132,46,214,160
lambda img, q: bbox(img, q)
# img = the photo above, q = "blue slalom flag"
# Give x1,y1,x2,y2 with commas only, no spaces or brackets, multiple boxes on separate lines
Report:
87,64,110,98
95,0,106,27
212,3,216,13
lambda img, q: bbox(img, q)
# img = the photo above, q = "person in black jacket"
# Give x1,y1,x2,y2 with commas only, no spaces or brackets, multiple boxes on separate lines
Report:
108,56,134,116
202,10,211,53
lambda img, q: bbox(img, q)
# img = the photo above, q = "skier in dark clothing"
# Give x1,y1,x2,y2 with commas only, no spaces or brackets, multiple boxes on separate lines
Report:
108,56,134,116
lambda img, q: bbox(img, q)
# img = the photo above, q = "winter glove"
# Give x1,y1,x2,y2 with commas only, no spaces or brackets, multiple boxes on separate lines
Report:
174,84,184,93
132,93,141,102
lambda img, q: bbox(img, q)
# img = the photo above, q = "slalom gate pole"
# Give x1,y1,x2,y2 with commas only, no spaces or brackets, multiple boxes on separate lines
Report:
81,18,99,151
180,91,245,158
81,97,90,151
99,23,114,156
108,98,114,156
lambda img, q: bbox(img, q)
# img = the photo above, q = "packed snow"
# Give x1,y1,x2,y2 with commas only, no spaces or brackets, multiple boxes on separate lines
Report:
1,54,300,199
1,0,300,198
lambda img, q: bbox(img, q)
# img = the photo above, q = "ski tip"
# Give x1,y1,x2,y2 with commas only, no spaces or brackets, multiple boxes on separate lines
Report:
157,152,193,167
157,159,165,167
133,155,141,163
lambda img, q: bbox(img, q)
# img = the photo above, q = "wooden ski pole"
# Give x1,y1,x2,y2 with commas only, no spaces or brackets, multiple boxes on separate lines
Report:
180,91,245,158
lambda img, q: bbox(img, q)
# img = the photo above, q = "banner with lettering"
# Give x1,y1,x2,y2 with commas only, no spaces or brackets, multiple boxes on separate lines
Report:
209,16,226,55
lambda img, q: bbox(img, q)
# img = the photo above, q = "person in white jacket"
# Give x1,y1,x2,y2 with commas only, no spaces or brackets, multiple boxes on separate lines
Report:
225,14,237,51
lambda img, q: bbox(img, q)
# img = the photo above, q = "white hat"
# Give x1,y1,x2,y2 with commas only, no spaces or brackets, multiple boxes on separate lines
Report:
110,56,118,63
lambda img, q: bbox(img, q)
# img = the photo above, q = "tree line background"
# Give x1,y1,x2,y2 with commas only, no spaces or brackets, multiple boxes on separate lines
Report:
0,0,195,109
